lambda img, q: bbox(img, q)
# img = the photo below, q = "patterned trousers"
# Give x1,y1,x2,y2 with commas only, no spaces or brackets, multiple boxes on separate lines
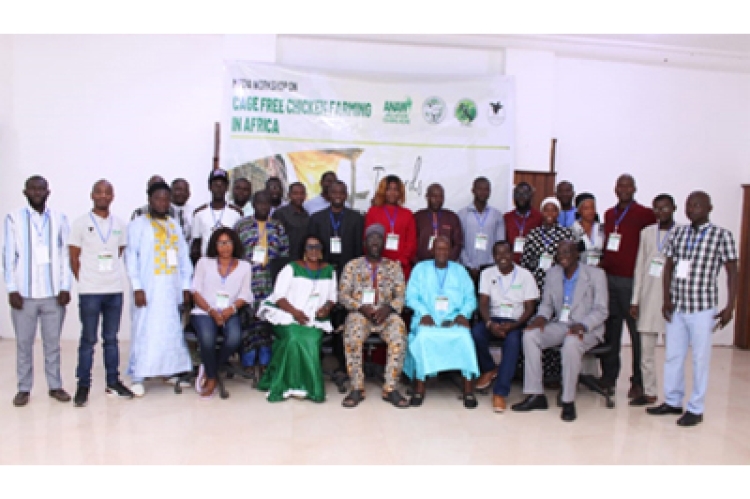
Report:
344,311,406,392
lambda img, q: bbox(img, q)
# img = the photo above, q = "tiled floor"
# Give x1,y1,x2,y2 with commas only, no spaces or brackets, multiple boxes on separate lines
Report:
0,339,748,465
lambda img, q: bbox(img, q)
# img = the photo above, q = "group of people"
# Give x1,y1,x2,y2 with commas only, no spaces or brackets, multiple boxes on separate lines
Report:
2,168,737,427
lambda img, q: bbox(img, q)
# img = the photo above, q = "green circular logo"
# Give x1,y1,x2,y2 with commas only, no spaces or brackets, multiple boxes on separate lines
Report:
454,99,477,125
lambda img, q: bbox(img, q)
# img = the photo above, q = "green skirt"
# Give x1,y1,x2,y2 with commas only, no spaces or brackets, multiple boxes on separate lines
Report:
257,324,325,403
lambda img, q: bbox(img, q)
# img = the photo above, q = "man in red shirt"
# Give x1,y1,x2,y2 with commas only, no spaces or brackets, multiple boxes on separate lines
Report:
598,174,656,400
503,182,543,264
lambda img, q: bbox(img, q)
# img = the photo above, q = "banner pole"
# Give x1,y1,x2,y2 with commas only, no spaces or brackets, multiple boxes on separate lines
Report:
213,122,221,171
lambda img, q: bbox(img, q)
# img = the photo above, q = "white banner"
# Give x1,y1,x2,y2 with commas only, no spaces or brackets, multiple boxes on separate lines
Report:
221,62,515,212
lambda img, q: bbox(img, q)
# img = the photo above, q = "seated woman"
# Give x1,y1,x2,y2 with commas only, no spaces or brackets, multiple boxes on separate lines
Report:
256,234,337,402
403,236,479,409
190,228,252,398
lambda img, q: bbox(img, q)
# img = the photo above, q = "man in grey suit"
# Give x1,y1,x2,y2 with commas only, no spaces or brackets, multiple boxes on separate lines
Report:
511,240,608,421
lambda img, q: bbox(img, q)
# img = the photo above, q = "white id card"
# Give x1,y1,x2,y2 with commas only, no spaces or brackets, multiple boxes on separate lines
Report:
606,233,622,252
428,235,435,250
475,233,488,251
252,246,267,264
35,245,50,265
435,296,449,311
362,288,376,305
648,257,665,277
539,253,553,270
385,233,400,251
513,237,525,253
499,302,514,319
330,237,342,254
97,251,114,272
586,255,600,266
307,292,320,304
216,291,230,309
166,249,178,267
676,260,691,279
559,304,572,323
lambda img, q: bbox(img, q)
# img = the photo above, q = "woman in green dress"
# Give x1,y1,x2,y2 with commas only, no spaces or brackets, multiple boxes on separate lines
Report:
256,234,337,402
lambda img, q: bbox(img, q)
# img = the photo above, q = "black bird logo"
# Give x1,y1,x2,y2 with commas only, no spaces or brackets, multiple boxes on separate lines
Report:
489,101,503,114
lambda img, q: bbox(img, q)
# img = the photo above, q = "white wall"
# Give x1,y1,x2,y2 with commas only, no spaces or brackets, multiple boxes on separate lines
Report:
1,35,748,346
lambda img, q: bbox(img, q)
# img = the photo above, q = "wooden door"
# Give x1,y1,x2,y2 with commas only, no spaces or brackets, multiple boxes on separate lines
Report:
513,170,556,206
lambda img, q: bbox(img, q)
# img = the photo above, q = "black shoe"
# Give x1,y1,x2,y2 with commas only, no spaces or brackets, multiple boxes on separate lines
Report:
629,395,657,407
646,402,683,416
12,391,30,407
74,386,89,407
676,411,703,427
561,402,576,422
511,394,549,412
106,381,135,399
593,377,615,396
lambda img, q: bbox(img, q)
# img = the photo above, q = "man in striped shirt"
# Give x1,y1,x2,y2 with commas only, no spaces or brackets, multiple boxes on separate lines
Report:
3,175,73,407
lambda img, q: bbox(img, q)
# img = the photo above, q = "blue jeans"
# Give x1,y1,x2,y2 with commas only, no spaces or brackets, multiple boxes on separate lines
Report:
191,314,242,379
470,318,523,397
664,308,715,415
76,293,123,387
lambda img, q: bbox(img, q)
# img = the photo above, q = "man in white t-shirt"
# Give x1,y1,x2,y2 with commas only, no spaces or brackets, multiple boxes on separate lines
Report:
190,169,243,264
69,179,133,407
170,178,193,242
470,240,539,413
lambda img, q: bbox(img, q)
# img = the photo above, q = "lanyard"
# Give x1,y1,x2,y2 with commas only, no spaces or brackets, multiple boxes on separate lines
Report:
473,208,489,231
497,267,517,296
513,210,529,234
256,221,267,245
329,210,343,236
686,224,710,255
151,216,172,241
217,258,235,285
28,209,49,241
89,212,113,245
210,207,225,229
656,223,674,253
365,260,379,288
586,223,597,247
431,210,442,235
563,267,580,304
613,202,632,230
434,263,449,292
383,206,398,232
303,261,321,280
540,226,553,251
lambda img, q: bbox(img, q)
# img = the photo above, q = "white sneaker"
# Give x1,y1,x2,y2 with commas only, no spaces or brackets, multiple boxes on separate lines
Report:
130,383,146,397
195,365,206,394
165,375,191,388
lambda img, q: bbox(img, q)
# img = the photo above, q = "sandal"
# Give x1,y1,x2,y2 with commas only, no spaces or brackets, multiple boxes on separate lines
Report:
410,392,425,407
342,389,365,408
463,393,478,409
382,389,410,409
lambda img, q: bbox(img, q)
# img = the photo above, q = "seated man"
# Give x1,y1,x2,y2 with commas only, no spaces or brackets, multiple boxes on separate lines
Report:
511,240,608,422
404,236,478,408
339,223,409,409
471,240,539,413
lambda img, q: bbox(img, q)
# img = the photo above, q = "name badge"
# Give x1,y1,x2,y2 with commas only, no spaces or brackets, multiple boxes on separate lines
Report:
606,233,622,252
35,245,50,265
539,253,553,270
385,233,400,251
428,235,435,250
97,251,114,272
513,237,525,253
586,255,600,266
307,292,320,304
435,296,449,311
252,246,267,264
166,249,178,267
112,230,122,236
499,302,514,319
216,291,230,309
648,257,665,277
559,304,572,323
475,233,488,251
330,237,342,254
362,288,376,305
676,259,691,279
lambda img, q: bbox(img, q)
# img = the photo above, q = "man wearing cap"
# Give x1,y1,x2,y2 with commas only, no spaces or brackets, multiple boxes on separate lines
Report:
125,181,193,397
339,223,410,409
190,169,243,264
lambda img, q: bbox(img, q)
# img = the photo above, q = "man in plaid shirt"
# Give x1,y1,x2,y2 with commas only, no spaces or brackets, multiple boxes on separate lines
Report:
647,191,738,427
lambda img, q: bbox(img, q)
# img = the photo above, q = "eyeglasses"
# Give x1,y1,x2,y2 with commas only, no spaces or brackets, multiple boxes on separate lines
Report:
306,244,323,251
217,240,233,246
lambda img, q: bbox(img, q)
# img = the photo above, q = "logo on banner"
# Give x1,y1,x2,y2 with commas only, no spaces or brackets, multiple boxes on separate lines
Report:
422,97,446,124
383,97,413,124
455,99,477,126
487,100,506,126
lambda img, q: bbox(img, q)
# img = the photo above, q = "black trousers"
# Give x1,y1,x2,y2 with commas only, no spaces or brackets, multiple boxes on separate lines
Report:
600,275,643,387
